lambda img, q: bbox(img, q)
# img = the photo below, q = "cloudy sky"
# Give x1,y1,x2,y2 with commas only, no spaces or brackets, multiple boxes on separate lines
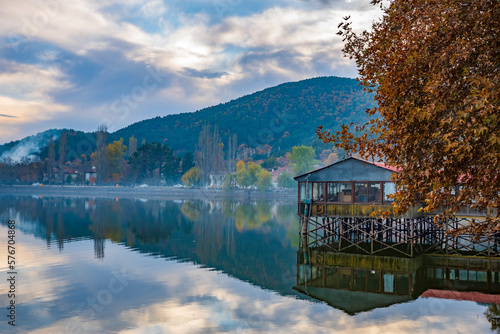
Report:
0,0,382,144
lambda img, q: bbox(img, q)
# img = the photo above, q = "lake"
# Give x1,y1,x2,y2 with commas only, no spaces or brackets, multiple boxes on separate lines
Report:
0,195,498,333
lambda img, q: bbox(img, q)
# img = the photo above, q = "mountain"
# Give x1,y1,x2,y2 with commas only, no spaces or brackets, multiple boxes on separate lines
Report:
0,76,375,162
110,76,375,155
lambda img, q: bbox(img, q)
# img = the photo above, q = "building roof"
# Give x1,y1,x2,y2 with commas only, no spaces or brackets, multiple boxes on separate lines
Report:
293,286,413,315
421,289,500,304
293,156,399,182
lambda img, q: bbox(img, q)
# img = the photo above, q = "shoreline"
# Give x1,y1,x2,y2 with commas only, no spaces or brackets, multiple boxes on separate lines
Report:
0,185,296,201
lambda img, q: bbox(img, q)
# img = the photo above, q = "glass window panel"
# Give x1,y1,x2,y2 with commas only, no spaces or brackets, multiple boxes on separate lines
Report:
368,183,381,202
354,270,367,291
327,182,339,202
477,271,488,282
384,182,397,203
450,269,456,280
326,268,339,288
355,183,368,203
313,182,324,202
300,182,312,201
436,268,445,281
339,183,352,203
383,273,394,293
396,273,410,295
339,268,352,289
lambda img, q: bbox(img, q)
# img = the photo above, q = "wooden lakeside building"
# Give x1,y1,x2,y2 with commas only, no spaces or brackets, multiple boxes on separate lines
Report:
294,249,500,314
294,157,499,258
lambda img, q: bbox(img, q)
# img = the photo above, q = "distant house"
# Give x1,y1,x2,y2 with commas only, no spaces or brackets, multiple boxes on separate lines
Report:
85,167,97,184
270,166,292,188
62,168,79,183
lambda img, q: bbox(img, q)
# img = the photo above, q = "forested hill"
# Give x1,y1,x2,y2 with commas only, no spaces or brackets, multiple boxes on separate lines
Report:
110,76,375,154
0,76,375,161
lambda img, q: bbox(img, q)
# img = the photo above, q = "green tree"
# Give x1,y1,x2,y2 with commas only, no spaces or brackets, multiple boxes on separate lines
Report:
261,157,281,170
128,142,178,185
288,145,319,176
181,166,201,187
318,0,500,234
246,161,261,185
181,152,195,173
277,171,296,188
256,169,272,192
222,173,237,192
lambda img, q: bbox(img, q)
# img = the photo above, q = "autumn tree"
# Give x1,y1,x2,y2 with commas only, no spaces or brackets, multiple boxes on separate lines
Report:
317,0,500,234
236,160,252,188
181,166,201,187
107,139,127,183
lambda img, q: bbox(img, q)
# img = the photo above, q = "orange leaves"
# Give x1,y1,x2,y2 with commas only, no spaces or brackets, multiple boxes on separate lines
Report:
318,0,500,235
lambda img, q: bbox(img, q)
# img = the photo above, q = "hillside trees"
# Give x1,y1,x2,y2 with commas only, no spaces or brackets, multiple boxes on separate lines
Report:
95,125,108,185
181,152,195,173
234,160,272,191
317,0,500,234
47,137,55,185
195,124,224,185
128,142,179,185
58,131,67,184
181,167,201,187
107,139,127,183
288,145,319,176
277,172,296,188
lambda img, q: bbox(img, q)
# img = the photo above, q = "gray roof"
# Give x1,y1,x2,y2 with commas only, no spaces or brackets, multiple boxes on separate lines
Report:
293,157,398,182
293,286,413,315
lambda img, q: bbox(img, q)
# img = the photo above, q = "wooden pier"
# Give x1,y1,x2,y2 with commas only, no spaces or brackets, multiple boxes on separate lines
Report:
294,157,499,258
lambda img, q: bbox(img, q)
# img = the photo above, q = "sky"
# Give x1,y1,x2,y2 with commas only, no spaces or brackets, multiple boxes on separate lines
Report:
0,0,383,145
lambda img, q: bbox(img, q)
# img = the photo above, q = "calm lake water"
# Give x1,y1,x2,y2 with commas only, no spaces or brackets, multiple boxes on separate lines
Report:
0,195,498,333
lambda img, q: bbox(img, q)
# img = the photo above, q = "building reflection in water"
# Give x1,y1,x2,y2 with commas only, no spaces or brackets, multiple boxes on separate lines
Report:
295,249,500,315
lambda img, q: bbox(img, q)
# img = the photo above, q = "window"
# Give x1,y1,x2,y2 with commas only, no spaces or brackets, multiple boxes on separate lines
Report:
312,182,324,202
368,183,381,202
327,182,339,202
383,273,394,293
300,182,312,201
339,183,352,203
355,183,368,203
383,182,397,203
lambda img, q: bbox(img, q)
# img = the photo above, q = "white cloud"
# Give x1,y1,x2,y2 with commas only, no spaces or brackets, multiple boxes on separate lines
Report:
0,0,381,143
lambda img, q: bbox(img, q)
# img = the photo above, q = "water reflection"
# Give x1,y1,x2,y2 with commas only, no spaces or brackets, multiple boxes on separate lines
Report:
0,196,300,295
296,248,500,319
0,196,498,333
